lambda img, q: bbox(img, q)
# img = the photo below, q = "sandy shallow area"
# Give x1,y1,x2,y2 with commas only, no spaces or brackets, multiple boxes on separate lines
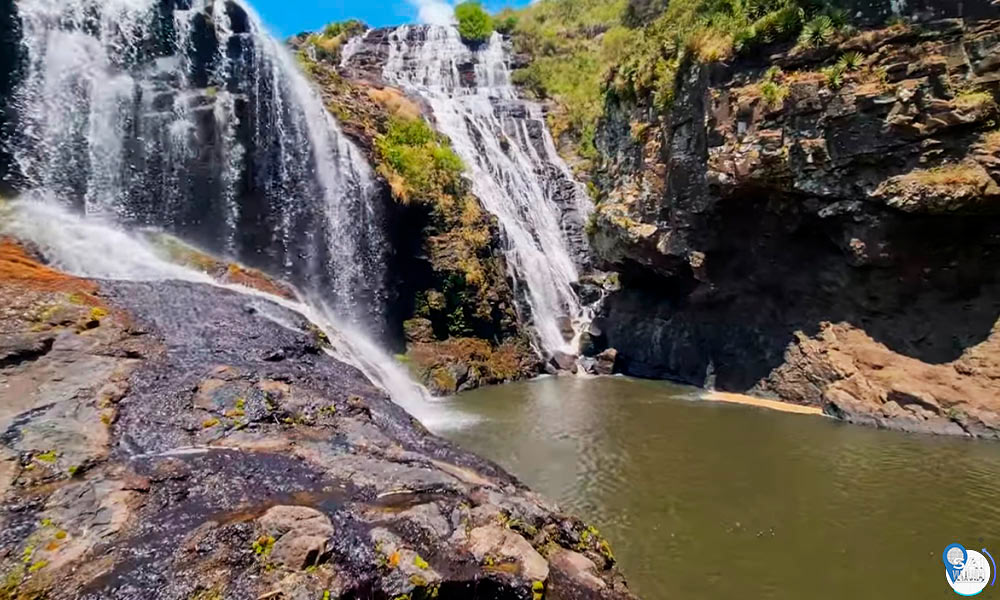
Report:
701,391,825,416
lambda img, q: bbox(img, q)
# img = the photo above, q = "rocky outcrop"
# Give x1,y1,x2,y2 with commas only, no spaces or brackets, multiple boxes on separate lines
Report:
0,241,634,599
592,11,1000,437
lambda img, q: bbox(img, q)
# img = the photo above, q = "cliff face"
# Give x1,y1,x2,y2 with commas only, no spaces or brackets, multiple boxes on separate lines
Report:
591,10,1000,437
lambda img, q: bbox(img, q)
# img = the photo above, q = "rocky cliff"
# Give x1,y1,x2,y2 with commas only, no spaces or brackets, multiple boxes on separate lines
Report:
0,240,633,599
590,6,1000,437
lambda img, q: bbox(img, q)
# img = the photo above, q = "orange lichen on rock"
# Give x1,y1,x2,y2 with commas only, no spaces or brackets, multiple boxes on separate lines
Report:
0,238,97,296
221,263,297,300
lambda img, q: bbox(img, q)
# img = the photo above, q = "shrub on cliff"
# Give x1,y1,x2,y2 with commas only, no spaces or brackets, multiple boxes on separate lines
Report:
494,9,519,35
375,117,465,205
455,2,494,43
303,19,366,62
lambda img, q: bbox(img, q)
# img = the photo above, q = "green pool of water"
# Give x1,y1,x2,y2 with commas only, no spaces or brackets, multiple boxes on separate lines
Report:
439,376,1000,599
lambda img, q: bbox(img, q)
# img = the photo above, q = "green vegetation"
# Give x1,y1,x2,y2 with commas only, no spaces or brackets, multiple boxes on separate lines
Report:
954,90,997,114
822,63,845,89
302,19,366,62
508,0,629,162
252,535,275,556
455,2,494,43
494,9,519,35
760,80,788,108
798,14,834,48
34,450,57,464
375,117,465,206
506,0,849,164
837,51,864,71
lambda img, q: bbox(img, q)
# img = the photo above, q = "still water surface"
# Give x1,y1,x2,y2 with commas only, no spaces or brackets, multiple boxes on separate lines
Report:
440,376,1000,599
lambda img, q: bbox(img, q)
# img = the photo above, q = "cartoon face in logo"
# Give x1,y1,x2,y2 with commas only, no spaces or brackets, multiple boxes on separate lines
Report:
944,543,996,596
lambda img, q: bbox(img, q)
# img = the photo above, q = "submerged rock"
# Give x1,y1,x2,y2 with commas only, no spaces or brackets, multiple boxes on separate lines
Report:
0,246,635,599
551,351,579,374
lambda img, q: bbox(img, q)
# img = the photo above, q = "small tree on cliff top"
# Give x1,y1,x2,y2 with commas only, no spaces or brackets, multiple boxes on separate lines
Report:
455,2,494,43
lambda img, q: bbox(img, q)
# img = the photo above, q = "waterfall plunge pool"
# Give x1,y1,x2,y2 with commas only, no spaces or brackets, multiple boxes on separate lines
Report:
437,376,1000,599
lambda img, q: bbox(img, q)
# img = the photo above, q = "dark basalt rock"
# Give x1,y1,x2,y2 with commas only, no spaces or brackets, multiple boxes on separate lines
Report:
591,14,1000,437
0,263,635,599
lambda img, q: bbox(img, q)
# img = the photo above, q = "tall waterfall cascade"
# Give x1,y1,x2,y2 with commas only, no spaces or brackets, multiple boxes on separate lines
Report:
346,26,595,357
7,0,388,333
1,0,438,414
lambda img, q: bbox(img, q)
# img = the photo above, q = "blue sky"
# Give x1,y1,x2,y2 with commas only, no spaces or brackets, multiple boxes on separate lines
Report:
251,0,533,38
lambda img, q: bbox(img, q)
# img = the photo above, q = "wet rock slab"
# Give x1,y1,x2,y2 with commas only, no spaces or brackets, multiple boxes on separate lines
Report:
0,272,635,599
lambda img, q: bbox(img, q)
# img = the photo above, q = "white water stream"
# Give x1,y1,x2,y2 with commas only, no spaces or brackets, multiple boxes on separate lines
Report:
373,26,594,356
4,200,470,429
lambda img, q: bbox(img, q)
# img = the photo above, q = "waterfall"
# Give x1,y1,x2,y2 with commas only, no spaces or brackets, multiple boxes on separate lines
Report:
359,25,594,357
2,0,442,417
3,200,470,429
7,0,388,335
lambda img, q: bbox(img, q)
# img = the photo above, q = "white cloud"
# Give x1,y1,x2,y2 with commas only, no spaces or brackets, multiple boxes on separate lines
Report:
409,0,456,25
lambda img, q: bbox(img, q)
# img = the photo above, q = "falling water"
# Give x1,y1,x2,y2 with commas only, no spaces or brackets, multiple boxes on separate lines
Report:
2,0,439,416
2,200,468,429
356,25,594,357
7,0,388,333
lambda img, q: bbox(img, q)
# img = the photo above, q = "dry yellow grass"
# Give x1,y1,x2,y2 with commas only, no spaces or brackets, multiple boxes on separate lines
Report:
954,90,997,114
367,87,421,120
903,163,989,187
688,27,734,63
980,130,1000,153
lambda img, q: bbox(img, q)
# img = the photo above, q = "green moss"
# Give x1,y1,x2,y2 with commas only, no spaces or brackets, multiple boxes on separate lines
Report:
532,580,545,600
1,565,25,599
35,450,57,464
26,561,47,574
252,535,275,557
413,554,429,570
429,366,458,395
455,2,494,43
190,587,223,600
202,418,220,429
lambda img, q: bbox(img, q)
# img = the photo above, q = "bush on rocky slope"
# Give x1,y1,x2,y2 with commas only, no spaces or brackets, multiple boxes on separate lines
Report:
296,19,365,62
455,1,494,43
